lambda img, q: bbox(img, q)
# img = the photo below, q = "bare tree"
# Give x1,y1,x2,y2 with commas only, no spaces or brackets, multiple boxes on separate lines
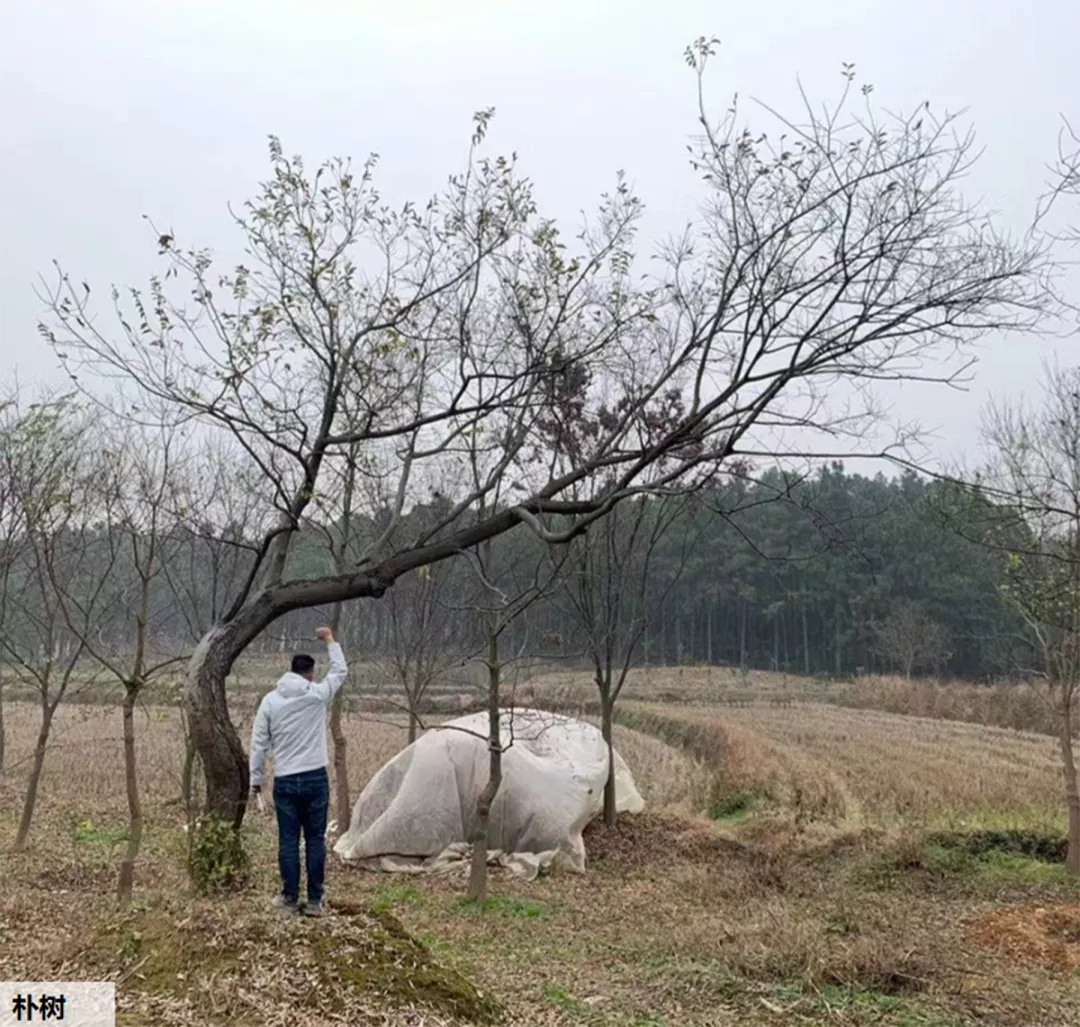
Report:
557,493,697,824
0,393,115,851
161,436,265,641
460,536,566,903
0,390,32,772
385,540,462,743
39,45,1049,880
978,364,1079,875
45,417,190,900
870,602,950,679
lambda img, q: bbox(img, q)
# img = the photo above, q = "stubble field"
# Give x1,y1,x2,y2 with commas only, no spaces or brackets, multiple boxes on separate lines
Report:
0,669,1077,1027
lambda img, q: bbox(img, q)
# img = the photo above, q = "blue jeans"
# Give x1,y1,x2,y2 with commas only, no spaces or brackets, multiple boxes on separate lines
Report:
272,767,329,905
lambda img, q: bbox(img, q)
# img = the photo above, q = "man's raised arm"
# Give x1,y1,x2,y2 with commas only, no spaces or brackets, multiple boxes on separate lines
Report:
310,626,347,702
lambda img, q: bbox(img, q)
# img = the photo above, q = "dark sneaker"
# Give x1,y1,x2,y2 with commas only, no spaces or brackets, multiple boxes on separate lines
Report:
301,900,324,918
273,894,299,914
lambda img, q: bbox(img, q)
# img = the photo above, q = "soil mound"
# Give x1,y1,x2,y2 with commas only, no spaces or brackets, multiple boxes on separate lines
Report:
69,896,501,1026
967,903,1080,973
584,812,749,869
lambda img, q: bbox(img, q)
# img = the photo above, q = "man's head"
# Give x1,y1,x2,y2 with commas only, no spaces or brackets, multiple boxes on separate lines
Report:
291,654,316,681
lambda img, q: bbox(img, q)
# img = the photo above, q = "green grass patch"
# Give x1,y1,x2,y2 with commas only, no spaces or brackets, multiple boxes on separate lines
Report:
371,882,426,912
456,894,550,919
925,827,1067,863
769,983,970,1026
861,829,1073,892
72,817,129,849
543,984,589,1014
708,788,761,824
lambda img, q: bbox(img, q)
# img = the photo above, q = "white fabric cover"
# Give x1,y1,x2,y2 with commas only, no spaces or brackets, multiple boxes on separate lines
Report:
334,708,644,876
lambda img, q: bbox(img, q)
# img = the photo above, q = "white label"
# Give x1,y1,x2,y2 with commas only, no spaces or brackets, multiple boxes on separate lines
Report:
0,983,115,1027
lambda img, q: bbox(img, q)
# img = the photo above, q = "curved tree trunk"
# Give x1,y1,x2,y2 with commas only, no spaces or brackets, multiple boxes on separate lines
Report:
181,504,526,835
117,683,144,903
183,623,261,826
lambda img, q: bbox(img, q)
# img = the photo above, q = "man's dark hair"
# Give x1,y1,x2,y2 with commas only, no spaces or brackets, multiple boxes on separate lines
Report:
291,654,316,676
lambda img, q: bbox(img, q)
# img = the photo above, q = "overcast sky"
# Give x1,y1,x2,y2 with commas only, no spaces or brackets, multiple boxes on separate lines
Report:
1,0,1076,466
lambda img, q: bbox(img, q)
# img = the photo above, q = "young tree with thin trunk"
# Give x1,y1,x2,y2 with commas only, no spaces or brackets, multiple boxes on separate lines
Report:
446,371,572,903
977,365,1079,875
0,392,30,773
39,44,1050,880
385,547,462,744
0,393,115,851
461,536,566,903
45,418,190,901
557,493,696,824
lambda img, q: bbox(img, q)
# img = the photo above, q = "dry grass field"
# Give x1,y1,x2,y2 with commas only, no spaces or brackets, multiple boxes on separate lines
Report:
1,671,1077,1027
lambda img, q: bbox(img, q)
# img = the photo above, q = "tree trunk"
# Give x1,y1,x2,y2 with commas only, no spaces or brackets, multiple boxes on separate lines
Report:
1057,688,1080,877
117,684,144,903
601,691,616,827
180,728,197,825
13,706,53,851
328,585,352,840
834,609,843,676
407,710,422,745
183,623,260,827
643,595,651,666
675,595,684,665
739,599,748,670
0,677,5,771
802,605,810,676
329,692,351,835
468,631,502,903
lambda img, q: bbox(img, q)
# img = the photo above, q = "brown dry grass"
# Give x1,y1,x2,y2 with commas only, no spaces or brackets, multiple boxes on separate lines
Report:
1,683,1077,1027
528,666,1074,737
839,675,1076,737
620,701,1064,829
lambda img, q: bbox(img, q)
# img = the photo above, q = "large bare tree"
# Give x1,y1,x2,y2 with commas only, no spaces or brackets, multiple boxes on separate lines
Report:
38,44,1049,866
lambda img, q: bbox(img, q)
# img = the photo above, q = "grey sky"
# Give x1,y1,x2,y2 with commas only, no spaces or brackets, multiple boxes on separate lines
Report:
1,0,1075,465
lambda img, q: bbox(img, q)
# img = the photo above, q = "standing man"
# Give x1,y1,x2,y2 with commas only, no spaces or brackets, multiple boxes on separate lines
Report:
249,626,348,916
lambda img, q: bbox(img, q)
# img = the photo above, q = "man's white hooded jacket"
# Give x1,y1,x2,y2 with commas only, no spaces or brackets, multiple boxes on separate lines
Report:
249,643,348,788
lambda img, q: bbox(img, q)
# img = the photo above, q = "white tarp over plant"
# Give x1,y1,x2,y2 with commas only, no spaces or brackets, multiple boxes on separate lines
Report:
334,708,645,878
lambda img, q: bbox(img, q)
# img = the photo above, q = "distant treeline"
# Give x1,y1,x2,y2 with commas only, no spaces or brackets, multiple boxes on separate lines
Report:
1,464,1032,682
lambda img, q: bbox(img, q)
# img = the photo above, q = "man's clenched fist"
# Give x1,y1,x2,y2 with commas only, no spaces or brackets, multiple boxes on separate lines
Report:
314,626,334,643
